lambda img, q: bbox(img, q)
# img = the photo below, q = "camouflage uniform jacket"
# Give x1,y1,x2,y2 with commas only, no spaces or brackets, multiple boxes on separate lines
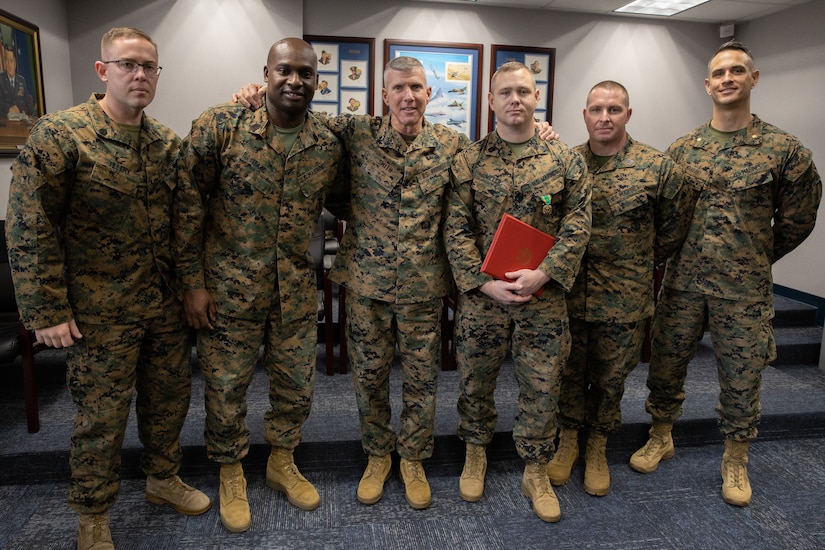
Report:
324,114,469,303
174,103,343,324
6,93,178,328
444,130,591,295
567,135,694,323
664,115,822,301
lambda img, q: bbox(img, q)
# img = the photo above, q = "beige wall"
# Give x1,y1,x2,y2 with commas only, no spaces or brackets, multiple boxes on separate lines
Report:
0,0,822,299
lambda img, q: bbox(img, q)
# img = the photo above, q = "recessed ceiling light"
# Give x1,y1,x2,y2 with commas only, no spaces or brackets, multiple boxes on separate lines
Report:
615,0,710,17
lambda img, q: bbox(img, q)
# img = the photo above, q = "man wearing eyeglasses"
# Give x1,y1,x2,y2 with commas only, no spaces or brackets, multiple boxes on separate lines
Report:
6,27,209,550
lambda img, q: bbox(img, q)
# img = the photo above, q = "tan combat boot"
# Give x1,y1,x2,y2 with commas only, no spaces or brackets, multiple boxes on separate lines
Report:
146,474,211,515
266,447,320,511
521,461,561,522
459,443,487,502
629,422,675,473
400,458,431,510
357,454,392,505
219,462,251,533
721,439,752,507
546,429,579,486
583,433,610,496
77,512,113,550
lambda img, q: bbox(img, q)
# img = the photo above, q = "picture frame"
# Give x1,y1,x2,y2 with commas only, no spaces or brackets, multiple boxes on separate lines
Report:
304,35,375,117
0,9,46,155
489,44,555,132
385,40,483,140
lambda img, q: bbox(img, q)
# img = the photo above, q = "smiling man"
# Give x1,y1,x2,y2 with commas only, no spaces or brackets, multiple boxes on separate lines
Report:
631,41,821,507
443,62,591,522
174,37,344,532
547,81,694,498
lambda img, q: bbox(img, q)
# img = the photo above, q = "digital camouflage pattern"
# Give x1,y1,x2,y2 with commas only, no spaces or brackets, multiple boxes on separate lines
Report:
664,116,821,300
647,116,821,440
559,318,645,434
7,94,179,327
67,315,191,513
319,113,469,459
445,132,590,296
558,135,695,435
175,103,344,325
444,130,591,461
324,114,470,303
198,310,317,461
175,103,344,457
6,93,190,513
647,288,776,440
347,293,441,460
567,135,694,323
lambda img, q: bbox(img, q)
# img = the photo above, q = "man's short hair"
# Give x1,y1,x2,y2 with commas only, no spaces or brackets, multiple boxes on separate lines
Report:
490,61,533,91
587,80,630,106
384,56,424,83
101,27,157,57
709,40,754,71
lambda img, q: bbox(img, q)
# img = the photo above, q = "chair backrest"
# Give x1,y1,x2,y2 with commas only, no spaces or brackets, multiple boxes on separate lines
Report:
0,220,22,363
0,220,20,317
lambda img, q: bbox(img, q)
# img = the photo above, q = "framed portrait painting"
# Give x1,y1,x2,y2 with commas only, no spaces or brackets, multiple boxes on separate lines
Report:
304,35,375,117
489,44,555,132
0,9,46,154
384,40,482,140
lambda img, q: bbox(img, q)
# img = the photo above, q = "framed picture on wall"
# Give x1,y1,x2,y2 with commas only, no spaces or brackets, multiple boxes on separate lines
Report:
489,44,555,132
0,9,46,155
304,35,375,116
384,40,483,140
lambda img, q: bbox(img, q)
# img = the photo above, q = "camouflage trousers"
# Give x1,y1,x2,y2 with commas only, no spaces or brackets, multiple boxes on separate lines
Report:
66,307,191,514
558,318,645,435
456,288,569,462
198,309,316,463
346,291,441,460
645,287,776,440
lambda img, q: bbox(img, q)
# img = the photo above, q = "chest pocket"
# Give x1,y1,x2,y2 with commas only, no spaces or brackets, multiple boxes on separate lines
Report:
522,175,565,231
78,161,143,230
293,154,329,198
472,173,509,222
607,187,648,217
683,163,709,194
416,160,451,196
728,165,773,192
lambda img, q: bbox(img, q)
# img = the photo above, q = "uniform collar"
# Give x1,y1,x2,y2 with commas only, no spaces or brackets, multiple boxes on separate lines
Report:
87,93,165,146
692,114,764,149
483,129,545,159
377,115,439,151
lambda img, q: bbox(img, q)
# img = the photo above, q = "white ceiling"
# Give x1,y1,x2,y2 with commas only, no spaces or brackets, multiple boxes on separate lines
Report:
412,0,812,23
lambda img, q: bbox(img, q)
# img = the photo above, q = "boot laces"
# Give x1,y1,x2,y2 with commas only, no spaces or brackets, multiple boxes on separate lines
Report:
365,457,386,478
725,459,746,490
556,437,577,462
406,461,424,481
91,516,107,540
640,434,666,459
528,463,552,495
464,447,485,478
226,473,246,499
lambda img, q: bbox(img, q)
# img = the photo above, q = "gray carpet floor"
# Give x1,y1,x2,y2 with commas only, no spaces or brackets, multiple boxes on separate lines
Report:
1,294,824,549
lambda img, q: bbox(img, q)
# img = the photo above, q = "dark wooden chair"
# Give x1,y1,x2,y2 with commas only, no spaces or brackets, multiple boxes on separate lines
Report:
441,292,457,371
311,210,347,375
0,220,47,433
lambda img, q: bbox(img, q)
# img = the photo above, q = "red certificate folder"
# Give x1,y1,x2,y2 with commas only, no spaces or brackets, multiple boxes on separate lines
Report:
481,213,556,296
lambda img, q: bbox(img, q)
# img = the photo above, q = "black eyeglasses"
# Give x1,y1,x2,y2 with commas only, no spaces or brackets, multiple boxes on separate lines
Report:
103,59,162,77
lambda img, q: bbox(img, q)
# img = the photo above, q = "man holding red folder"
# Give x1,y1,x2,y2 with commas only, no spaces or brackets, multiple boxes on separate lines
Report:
443,61,591,522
